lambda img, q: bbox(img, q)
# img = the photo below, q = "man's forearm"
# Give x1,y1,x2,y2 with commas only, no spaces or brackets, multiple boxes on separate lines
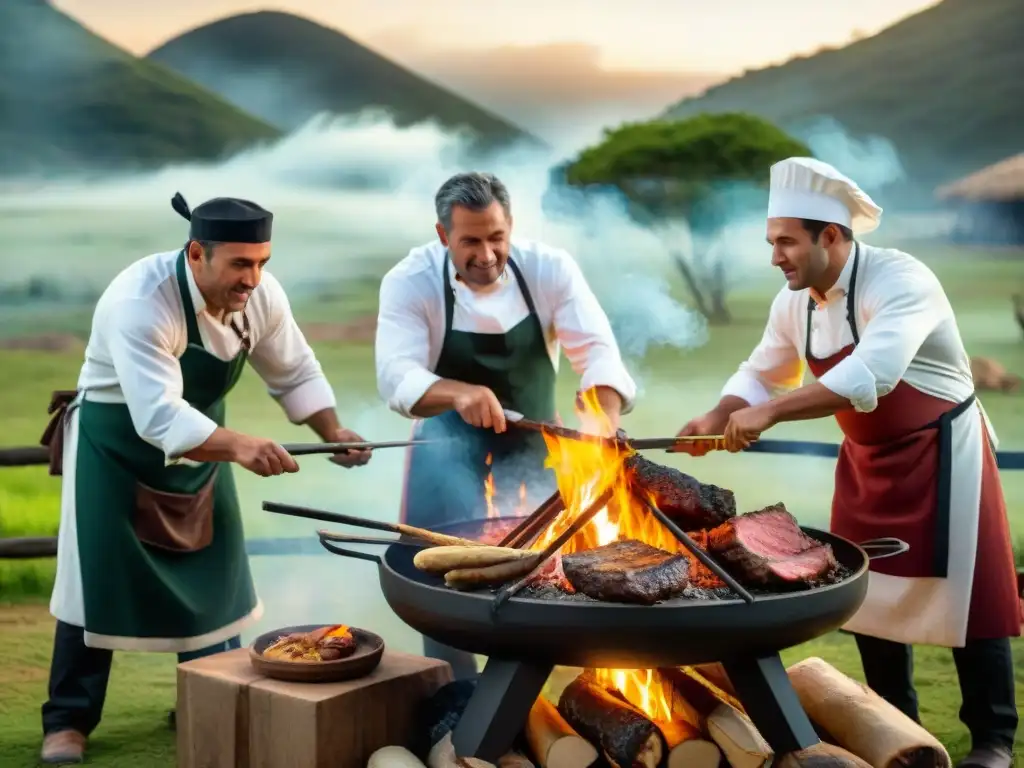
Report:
182,427,241,462
410,379,470,418
303,407,342,441
765,382,852,424
713,395,753,417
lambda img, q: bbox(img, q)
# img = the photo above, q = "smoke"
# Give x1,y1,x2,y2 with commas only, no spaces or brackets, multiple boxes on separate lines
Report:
0,111,920,651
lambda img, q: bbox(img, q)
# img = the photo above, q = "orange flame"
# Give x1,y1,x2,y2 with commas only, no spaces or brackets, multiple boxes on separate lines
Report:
484,453,499,519
589,668,675,722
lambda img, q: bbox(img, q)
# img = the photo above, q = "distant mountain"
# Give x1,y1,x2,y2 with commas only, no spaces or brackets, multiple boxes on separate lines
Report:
146,12,541,151
0,0,280,174
662,0,1024,197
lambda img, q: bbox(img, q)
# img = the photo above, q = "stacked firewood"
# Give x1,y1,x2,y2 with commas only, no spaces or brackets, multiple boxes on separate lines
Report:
365,658,952,768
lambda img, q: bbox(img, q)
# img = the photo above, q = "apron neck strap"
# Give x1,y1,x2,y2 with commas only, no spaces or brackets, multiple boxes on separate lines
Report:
441,251,537,335
805,241,861,359
175,250,204,348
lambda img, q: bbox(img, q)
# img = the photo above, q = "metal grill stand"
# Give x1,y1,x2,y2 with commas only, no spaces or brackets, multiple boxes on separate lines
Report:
450,653,819,761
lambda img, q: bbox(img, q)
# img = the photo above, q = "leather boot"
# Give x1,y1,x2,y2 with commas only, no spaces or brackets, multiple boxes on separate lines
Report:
40,729,86,764
955,745,1014,768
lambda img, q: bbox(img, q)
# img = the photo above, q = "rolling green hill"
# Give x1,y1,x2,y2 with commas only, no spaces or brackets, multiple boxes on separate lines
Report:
662,0,1024,196
0,0,280,174
145,11,541,151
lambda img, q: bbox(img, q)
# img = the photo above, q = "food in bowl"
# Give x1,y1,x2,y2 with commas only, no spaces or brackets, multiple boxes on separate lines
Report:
261,624,357,662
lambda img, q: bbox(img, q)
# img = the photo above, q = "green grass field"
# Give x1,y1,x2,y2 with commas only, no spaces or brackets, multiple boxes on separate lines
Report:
0,244,1021,766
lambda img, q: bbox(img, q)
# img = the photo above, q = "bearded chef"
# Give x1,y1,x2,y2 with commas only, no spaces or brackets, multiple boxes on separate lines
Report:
38,193,371,765
676,158,1019,768
375,171,637,678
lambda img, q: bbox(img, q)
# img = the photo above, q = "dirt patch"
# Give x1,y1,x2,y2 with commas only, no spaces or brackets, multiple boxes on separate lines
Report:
302,315,377,344
0,333,84,353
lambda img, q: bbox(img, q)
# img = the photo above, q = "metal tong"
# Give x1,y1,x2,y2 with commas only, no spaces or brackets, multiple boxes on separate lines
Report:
280,439,434,456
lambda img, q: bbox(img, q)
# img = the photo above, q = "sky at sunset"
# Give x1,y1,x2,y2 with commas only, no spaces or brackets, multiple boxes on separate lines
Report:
51,0,942,134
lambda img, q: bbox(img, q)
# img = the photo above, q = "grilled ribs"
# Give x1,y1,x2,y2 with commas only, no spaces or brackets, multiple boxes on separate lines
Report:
562,539,689,604
624,455,736,530
706,503,837,587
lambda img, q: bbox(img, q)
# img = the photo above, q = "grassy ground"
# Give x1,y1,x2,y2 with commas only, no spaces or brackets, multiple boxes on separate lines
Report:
0,244,1021,765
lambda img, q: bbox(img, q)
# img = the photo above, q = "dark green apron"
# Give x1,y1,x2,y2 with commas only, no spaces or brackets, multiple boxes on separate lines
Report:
400,253,558,678
73,250,257,648
400,254,558,529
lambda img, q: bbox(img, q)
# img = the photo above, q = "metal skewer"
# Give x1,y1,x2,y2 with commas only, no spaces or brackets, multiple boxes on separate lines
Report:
281,439,435,455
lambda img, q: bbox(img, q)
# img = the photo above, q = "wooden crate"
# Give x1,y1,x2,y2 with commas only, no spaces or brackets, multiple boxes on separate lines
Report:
177,648,452,768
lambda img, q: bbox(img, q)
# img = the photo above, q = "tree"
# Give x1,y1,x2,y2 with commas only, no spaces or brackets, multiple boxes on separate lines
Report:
560,113,811,323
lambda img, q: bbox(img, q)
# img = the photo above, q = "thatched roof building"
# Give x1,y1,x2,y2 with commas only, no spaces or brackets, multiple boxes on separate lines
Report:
936,153,1024,202
936,153,1024,244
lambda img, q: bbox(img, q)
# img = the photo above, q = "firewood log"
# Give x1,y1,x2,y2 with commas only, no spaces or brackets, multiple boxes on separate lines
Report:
706,702,774,768
660,718,722,768
426,733,534,768
779,743,873,768
692,662,737,697
525,696,598,768
659,666,745,719
786,657,952,768
368,746,428,768
557,675,665,768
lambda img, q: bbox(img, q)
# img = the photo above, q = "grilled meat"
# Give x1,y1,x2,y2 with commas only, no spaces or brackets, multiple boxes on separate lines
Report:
562,539,689,604
624,455,736,530
706,504,838,587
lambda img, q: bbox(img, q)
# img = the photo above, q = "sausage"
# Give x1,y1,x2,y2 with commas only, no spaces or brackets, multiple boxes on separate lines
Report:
444,556,540,590
414,545,537,574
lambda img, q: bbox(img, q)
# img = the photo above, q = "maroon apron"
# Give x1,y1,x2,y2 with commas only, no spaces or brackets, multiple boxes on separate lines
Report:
806,245,1019,642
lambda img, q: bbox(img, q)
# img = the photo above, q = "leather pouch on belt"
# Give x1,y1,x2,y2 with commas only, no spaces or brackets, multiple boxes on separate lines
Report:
39,390,79,477
134,468,218,553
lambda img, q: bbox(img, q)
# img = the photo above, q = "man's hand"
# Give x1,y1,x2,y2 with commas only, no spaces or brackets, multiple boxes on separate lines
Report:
233,435,299,477
724,405,777,453
452,385,507,433
328,427,372,468
670,410,730,456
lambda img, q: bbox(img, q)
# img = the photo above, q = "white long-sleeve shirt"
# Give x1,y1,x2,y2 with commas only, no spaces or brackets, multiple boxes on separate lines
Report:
77,249,336,460
375,239,637,418
722,242,982,421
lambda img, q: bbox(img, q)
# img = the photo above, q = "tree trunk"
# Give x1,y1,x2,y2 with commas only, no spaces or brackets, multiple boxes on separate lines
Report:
668,248,731,325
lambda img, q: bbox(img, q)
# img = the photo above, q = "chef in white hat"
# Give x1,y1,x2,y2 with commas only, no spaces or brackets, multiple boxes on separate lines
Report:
676,157,1019,768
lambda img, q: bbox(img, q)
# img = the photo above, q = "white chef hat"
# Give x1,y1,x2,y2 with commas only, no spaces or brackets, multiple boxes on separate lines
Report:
767,157,883,235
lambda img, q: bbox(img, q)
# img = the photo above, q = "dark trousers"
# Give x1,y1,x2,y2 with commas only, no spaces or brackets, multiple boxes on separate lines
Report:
853,633,1018,751
41,620,241,737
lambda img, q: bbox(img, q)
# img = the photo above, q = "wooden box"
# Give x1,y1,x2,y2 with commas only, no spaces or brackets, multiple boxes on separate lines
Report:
177,648,452,768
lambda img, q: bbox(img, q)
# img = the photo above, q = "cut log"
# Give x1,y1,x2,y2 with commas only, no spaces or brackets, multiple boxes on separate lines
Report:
426,733,532,768
706,702,774,768
692,663,737,698
779,743,873,768
661,718,722,768
659,666,745,719
368,746,428,768
525,696,598,768
557,675,665,768
786,657,952,768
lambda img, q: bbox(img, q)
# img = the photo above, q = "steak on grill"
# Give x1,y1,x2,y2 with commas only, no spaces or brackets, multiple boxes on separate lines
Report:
706,504,837,587
562,539,689,604
624,455,736,530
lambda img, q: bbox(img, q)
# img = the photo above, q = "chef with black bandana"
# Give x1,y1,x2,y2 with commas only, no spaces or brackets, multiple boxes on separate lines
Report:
375,172,637,679
39,193,371,764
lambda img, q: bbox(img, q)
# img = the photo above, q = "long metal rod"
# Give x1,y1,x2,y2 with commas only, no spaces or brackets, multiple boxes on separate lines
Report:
636,495,755,604
497,491,566,549
281,439,434,455
491,485,615,615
